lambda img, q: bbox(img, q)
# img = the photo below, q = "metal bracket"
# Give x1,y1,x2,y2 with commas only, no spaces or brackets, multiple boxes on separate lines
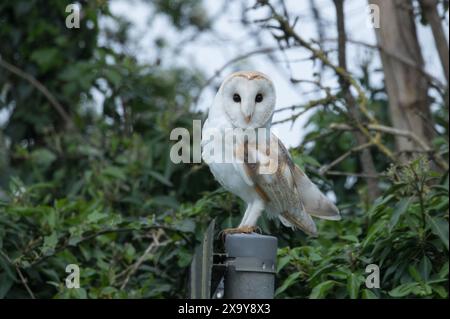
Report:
227,256,276,273
189,221,278,299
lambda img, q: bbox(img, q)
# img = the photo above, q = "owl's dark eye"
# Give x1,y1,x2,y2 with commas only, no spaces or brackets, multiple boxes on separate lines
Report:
255,93,263,103
233,94,241,103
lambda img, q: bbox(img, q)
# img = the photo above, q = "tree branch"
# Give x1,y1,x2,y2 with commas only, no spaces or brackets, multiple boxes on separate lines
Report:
0,249,35,299
0,57,74,128
367,124,431,152
258,1,395,162
25,224,192,267
367,123,448,171
193,46,288,107
272,95,338,126
119,229,169,290
319,142,373,175
330,122,449,170
325,170,385,179
321,37,446,89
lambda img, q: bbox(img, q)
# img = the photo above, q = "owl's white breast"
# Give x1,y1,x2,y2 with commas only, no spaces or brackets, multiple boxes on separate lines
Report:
202,118,260,204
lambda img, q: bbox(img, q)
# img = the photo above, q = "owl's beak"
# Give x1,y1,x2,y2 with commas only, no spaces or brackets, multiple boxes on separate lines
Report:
242,104,253,123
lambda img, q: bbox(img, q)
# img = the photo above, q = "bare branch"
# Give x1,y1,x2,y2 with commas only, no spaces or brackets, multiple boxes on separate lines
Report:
309,0,327,78
0,249,35,299
367,124,449,171
0,57,74,128
15,266,36,299
272,95,338,126
120,229,169,290
367,124,432,152
193,46,288,107
331,122,449,171
25,224,191,267
258,2,396,161
329,122,353,131
321,37,446,89
275,94,338,113
325,170,385,179
319,142,373,175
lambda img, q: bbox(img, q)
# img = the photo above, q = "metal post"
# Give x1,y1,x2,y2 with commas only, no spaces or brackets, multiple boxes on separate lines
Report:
224,233,277,299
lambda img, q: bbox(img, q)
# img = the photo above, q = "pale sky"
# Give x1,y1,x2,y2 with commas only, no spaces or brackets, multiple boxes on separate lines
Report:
1,0,448,148
106,0,448,147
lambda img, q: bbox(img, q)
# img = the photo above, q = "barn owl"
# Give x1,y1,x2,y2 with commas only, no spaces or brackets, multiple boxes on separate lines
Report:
201,71,340,236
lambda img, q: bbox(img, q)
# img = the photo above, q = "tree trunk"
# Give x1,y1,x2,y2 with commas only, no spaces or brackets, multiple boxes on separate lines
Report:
334,0,380,201
368,0,434,158
421,0,449,84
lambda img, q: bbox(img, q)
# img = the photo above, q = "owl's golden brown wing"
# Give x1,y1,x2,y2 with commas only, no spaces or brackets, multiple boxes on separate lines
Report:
235,133,340,236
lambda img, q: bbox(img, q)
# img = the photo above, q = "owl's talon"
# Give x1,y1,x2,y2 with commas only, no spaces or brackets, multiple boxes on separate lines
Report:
219,226,260,241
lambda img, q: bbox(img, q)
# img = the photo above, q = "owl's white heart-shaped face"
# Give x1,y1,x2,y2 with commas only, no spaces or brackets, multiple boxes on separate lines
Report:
218,71,276,129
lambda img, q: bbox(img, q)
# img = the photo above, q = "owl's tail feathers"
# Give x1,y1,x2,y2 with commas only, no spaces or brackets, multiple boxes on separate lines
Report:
278,210,318,237
293,166,341,221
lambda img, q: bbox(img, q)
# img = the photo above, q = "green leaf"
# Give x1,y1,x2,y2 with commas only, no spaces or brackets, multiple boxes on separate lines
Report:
367,194,395,216
389,197,412,230
419,256,432,282
347,273,361,299
309,280,335,299
30,48,60,71
174,218,195,233
41,232,58,256
124,244,136,263
426,216,449,250
300,155,321,167
275,272,301,297
72,287,88,299
432,285,448,298
388,283,420,297
147,284,172,297
414,283,432,296
0,254,16,281
103,68,122,88
31,148,57,168
177,249,192,268
150,196,179,209
340,235,359,243
102,166,126,181
87,210,108,223
148,171,173,187
362,220,386,248
361,289,378,299
77,145,102,157
68,227,83,246
437,262,448,279
408,265,422,282
100,286,118,297
0,273,14,299
276,254,291,273
309,264,335,283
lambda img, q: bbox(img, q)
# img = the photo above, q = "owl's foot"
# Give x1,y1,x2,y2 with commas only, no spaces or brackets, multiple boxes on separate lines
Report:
219,226,261,241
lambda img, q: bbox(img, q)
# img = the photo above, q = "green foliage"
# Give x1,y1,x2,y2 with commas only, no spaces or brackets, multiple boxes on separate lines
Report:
275,157,449,299
0,0,448,299
0,0,213,298
153,0,211,30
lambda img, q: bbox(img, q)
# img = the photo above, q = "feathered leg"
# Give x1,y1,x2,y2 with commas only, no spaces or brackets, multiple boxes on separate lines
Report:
238,202,253,227
239,200,264,227
220,200,264,239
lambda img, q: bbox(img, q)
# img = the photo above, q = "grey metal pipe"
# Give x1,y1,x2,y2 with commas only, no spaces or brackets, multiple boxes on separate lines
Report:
224,233,278,299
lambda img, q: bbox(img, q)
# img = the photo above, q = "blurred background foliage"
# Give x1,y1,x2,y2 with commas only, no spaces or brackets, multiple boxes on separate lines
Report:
0,0,448,298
